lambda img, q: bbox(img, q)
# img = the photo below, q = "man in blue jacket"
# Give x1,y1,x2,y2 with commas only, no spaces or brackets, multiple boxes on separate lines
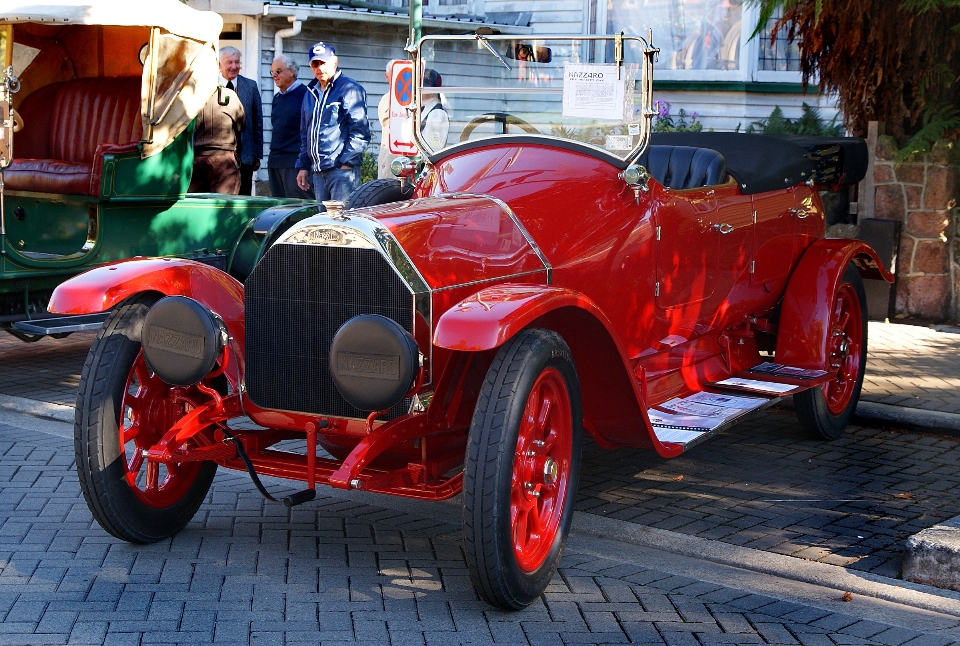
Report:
296,42,371,203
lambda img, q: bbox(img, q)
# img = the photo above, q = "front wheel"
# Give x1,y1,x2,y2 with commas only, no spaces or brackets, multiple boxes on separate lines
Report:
794,264,868,440
75,294,218,543
463,329,582,610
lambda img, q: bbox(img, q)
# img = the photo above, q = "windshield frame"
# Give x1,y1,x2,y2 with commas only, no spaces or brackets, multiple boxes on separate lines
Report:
410,32,658,168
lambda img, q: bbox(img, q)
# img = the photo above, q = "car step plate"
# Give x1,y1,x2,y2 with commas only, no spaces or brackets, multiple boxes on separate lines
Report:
11,313,110,335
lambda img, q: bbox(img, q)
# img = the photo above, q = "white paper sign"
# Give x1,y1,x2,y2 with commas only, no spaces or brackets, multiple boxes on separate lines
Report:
562,64,625,120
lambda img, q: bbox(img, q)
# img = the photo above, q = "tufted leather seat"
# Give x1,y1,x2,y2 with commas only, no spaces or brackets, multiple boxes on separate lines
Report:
637,145,728,190
5,77,143,196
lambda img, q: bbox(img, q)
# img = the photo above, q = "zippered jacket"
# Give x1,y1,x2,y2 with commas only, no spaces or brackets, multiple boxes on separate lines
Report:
296,71,371,172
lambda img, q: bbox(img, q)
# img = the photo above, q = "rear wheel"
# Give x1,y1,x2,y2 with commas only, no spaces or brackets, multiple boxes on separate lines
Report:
795,264,867,440
345,178,413,209
75,294,217,543
463,329,582,610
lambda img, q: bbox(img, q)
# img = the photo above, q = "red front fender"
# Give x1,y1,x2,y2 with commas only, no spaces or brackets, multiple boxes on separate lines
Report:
48,258,246,345
434,284,610,351
776,239,892,369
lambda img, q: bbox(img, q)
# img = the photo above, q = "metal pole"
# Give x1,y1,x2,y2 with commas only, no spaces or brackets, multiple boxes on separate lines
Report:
408,0,422,48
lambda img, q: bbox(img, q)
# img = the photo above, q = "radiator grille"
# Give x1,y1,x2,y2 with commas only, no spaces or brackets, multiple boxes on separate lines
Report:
245,244,414,419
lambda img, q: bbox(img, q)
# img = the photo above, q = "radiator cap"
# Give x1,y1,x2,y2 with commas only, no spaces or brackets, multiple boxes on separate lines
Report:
142,296,225,387
330,314,419,412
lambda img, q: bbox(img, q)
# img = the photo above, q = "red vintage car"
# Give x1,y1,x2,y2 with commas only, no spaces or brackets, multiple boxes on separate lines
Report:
50,32,891,610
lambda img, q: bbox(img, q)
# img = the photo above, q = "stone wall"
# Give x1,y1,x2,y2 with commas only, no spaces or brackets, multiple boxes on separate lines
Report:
868,134,958,321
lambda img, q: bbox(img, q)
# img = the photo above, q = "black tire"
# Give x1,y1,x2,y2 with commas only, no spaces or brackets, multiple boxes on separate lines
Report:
345,178,413,210
463,329,582,610
794,264,868,440
75,294,217,543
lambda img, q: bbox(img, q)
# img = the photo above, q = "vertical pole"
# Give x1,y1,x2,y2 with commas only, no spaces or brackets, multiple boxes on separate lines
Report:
408,0,422,48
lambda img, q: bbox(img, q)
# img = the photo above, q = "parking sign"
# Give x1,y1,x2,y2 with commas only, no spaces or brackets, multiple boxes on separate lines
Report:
388,60,417,156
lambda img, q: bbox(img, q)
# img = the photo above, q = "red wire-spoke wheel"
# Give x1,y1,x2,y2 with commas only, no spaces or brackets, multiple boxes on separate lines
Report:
463,329,582,610
119,352,210,508
795,264,868,440
75,295,218,544
510,367,573,573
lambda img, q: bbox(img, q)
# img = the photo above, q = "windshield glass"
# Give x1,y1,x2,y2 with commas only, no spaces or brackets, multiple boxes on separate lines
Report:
414,34,655,162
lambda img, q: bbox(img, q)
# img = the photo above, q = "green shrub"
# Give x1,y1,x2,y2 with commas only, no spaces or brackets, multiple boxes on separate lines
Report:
360,151,378,184
746,103,844,136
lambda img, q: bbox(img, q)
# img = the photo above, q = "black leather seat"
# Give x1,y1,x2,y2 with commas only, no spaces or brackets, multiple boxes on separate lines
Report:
637,145,728,190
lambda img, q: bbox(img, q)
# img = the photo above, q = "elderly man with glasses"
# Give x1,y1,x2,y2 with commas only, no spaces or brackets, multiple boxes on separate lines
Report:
268,54,312,199
296,42,371,204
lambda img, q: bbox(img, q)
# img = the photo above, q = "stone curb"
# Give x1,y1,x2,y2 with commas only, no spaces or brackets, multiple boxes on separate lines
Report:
903,518,960,593
0,393,74,424
856,400,960,435
573,513,960,618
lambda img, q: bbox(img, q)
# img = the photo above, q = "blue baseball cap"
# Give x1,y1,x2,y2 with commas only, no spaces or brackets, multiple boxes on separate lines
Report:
309,42,336,63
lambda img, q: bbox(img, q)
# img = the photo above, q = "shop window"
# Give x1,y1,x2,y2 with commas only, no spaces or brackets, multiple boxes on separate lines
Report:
756,8,800,71
607,0,743,72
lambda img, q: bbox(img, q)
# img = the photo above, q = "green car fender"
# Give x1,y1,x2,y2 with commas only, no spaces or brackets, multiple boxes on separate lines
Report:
227,202,319,282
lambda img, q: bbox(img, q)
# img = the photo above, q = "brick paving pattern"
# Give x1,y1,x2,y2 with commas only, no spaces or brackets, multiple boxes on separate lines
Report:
860,323,960,414
1,323,959,583
2,423,958,645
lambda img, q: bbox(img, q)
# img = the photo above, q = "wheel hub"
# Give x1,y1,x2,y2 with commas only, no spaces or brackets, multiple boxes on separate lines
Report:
542,457,558,485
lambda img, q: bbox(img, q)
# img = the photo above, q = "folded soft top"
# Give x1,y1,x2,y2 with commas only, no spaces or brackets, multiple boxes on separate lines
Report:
650,132,867,194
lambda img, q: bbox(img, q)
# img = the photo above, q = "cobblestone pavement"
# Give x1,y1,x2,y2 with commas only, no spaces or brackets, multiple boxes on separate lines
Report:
3,416,960,646
1,324,959,589
859,322,960,414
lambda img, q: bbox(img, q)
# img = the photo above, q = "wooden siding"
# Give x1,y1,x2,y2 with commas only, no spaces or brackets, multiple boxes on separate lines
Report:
259,18,410,166
484,0,585,34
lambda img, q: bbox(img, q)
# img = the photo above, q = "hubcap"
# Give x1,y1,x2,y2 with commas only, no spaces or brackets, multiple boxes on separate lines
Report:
510,367,573,573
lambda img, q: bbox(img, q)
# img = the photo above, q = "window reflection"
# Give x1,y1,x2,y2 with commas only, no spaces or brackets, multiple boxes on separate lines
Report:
608,0,742,72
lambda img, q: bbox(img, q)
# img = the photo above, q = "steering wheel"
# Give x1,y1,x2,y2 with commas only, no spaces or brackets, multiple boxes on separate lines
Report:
459,112,540,142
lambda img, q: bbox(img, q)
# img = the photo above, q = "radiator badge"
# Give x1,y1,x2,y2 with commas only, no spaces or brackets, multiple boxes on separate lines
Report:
308,228,346,245
146,326,204,359
336,352,400,381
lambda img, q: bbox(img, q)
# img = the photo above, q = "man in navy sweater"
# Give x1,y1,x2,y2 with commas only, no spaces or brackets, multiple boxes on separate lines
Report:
268,54,311,199
296,42,370,204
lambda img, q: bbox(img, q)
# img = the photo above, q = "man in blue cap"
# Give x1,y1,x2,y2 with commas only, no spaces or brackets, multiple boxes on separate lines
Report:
296,42,371,203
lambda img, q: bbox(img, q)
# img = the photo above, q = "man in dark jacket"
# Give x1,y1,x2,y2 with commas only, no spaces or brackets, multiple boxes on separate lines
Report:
189,85,245,194
219,46,263,195
295,42,371,203
268,54,311,199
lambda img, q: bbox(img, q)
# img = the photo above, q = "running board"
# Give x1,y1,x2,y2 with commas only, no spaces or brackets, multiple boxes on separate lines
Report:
11,313,109,335
649,363,836,452
649,395,783,451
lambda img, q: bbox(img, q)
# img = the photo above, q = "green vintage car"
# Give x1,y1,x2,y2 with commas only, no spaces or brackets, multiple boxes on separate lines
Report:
0,0,313,341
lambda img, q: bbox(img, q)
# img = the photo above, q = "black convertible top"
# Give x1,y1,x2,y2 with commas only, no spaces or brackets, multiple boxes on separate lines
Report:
649,132,867,194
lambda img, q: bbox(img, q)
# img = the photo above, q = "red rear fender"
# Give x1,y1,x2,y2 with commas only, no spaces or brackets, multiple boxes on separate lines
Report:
776,239,892,369
48,258,246,338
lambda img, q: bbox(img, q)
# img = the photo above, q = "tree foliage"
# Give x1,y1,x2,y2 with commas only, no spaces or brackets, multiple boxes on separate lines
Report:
749,0,960,143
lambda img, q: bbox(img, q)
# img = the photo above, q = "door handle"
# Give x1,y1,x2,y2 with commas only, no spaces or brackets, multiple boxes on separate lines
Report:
711,223,734,234
789,208,810,219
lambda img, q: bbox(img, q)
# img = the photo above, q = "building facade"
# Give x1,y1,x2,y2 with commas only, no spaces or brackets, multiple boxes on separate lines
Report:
188,0,839,188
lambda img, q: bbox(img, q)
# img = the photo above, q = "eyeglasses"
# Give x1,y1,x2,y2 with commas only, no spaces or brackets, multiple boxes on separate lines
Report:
270,69,288,76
